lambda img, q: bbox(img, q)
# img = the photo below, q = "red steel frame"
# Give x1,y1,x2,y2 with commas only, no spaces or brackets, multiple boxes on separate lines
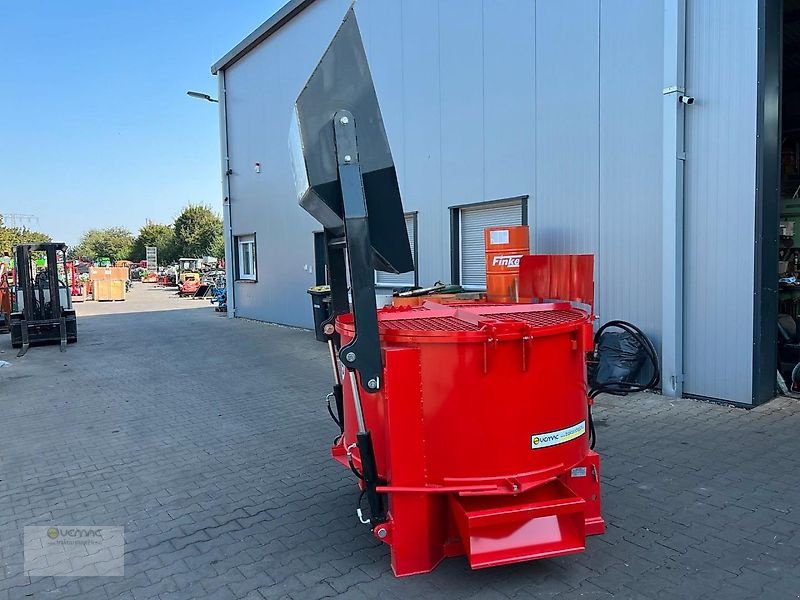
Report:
66,262,82,297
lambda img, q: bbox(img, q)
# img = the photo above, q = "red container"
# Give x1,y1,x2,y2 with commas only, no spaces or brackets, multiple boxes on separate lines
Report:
334,301,604,576
484,225,530,302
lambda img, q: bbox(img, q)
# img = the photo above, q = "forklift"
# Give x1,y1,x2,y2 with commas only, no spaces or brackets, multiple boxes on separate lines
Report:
10,243,78,356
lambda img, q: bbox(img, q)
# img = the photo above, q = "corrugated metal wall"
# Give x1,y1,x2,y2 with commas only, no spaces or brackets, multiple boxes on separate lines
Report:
534,2,600,258
366,0,663,334
598,1,664,342
683,0,759,403
222,0,760,402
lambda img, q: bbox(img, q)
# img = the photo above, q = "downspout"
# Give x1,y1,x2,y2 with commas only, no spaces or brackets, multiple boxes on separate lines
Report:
661,0,687,397
218,70,236,318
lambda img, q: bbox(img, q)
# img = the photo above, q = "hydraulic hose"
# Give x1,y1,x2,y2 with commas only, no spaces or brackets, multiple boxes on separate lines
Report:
587,320,661,449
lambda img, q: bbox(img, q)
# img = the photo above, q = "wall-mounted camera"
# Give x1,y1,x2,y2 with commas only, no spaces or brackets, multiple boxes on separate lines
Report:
679,95,695,105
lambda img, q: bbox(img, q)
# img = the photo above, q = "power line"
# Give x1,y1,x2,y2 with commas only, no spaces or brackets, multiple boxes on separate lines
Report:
1,214,39,228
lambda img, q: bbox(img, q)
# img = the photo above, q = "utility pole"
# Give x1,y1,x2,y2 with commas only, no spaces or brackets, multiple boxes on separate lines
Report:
1,214,39,228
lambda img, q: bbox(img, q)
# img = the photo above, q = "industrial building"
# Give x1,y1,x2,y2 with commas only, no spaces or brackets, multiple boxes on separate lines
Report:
212,0,786,406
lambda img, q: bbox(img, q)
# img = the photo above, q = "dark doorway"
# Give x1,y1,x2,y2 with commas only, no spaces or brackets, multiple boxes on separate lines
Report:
774,0,800,393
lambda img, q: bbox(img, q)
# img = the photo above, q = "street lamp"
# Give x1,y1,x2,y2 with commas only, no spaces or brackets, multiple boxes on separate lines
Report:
186,91,219,103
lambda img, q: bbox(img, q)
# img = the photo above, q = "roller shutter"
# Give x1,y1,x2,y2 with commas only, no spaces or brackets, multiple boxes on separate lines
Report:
376,213,417,287
459,201,523,288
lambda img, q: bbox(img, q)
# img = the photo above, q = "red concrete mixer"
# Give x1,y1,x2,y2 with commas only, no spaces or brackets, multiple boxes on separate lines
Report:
293,8,604,578
334,301,604,575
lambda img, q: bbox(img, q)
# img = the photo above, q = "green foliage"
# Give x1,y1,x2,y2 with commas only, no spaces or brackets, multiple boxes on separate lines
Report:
71,204,225,267
71,227,135,262
0,216,52,255
172,204,223,258
208,233,225,260
130,221,176,265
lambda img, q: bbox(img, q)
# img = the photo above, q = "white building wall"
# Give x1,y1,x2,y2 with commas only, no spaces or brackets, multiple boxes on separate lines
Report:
220,0,760,403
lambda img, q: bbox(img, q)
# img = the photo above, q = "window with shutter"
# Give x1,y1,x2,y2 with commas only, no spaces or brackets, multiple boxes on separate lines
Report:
376,213,417,288
458,201,523,288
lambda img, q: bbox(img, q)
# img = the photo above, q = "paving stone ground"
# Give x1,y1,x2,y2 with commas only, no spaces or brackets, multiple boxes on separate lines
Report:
0,284,799,599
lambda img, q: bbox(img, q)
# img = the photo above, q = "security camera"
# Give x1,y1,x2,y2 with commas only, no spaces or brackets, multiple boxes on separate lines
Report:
679,95,695,105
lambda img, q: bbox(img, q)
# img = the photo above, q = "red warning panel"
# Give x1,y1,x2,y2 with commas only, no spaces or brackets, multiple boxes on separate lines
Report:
518,254,594,312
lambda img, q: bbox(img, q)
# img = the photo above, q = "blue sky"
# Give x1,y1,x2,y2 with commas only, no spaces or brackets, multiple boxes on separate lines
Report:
0,0,285,245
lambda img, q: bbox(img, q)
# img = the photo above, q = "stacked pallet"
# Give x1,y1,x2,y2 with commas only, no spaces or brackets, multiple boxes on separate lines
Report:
89,267,128,301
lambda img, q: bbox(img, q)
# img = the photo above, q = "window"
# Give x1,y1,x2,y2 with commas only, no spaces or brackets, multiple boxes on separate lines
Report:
451,198,526,288
376,213,418,288
235,234,257,281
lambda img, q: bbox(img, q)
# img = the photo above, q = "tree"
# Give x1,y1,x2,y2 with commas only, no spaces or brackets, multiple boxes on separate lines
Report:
71,227,135,262
130,221,176,265
172,204,223,258
208,233,225,261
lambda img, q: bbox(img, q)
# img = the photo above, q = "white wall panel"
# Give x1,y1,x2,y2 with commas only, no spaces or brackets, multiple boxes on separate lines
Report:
534,1,599,257
482,0,536,204
683,0,758,403
598,0,664,343
438,0,484,211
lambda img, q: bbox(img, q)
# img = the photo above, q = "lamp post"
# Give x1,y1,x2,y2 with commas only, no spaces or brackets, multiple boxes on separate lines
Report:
186,87,232,316
186,91,219,103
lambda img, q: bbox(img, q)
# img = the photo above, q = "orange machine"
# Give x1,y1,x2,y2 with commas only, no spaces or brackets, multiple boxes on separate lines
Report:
484,225,530,302
0,263,11,333
66,261,85,302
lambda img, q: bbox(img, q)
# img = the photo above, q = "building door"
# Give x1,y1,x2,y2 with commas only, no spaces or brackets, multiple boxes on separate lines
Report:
455,200,524,289
682,0,763,404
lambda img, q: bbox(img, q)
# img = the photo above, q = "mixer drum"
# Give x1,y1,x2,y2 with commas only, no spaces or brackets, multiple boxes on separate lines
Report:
334,301,604,576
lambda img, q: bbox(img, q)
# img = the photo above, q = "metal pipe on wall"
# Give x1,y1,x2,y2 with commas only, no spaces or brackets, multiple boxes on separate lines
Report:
218,70,236,318
661,0,687,397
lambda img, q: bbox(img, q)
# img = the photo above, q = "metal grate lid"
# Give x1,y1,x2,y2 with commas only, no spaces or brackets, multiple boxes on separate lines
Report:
482,309,585,328
380,316,480,332
373,303,589,337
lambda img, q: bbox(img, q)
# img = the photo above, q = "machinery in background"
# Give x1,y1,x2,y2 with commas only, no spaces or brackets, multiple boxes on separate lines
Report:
157,270,177,286
178,270,201,285
177,258,203,284
292,9,603,577
212,288,227,311
777,313,800,382
10,243,78,356
177,274,204,297
66,261,85,302
0,262,11,333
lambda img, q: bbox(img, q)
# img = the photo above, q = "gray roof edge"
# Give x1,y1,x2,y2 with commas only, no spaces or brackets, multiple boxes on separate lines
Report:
211,0,318,74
